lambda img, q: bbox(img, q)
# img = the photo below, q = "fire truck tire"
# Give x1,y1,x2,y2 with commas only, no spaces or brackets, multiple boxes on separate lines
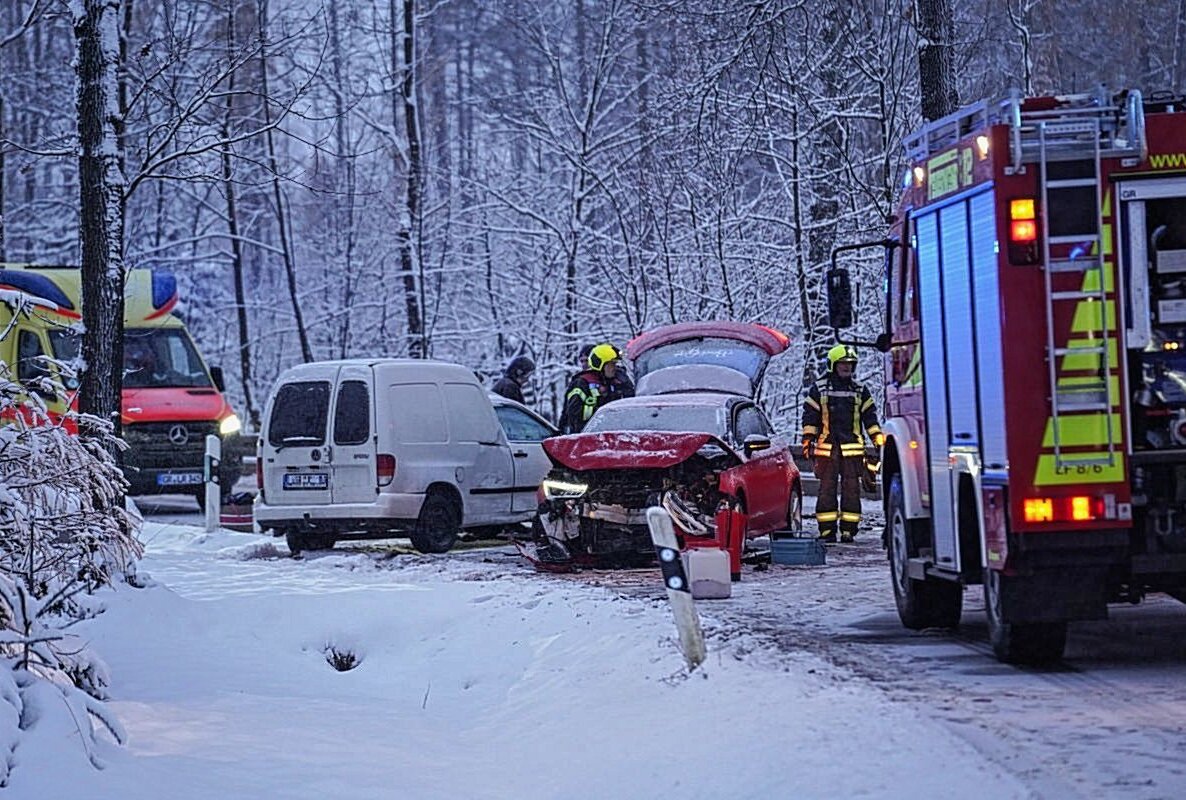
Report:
887,476,962,630
983,569,1068,664
410,490,460,554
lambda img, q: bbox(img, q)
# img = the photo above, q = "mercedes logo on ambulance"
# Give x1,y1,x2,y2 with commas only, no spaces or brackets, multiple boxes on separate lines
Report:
168,424,189,446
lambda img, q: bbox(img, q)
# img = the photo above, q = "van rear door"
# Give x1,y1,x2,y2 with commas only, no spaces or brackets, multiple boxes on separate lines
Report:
329,366,376,505
263,373,336,506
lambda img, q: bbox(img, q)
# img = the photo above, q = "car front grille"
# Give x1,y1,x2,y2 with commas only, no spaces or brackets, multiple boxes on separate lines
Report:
123,421,218,469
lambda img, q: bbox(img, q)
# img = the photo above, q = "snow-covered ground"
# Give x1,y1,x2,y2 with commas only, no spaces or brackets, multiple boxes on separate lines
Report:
10,514,1028,800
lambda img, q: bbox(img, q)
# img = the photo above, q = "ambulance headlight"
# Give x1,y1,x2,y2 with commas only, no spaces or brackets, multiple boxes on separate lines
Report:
542,479,588,500
219,414,242,436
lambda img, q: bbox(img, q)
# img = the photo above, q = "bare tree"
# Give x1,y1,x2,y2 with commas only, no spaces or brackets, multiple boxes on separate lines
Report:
917,0,959,120
73,0,126,455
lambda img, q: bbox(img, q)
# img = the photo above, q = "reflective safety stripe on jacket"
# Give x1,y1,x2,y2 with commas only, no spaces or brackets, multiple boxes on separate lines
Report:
566,383,602,422
802,374,881,457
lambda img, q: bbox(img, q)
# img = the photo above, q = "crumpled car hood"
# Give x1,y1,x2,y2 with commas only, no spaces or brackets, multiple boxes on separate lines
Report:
543,431,736,471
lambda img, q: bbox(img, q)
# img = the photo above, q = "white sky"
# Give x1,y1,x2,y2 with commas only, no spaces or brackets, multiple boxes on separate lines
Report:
10,522,1027,800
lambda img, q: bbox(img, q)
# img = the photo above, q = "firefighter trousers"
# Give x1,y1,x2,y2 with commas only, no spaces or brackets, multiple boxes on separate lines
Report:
814,450,863,540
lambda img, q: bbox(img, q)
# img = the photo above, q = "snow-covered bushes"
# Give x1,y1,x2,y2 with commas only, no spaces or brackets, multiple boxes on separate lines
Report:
0,317,143,781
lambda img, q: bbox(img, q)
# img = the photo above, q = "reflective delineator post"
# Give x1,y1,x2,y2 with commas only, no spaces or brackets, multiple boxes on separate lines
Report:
646,507,707,670
204,434,221,532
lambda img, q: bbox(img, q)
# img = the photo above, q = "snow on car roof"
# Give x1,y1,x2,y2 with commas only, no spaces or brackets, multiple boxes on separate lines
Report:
601,392,739,409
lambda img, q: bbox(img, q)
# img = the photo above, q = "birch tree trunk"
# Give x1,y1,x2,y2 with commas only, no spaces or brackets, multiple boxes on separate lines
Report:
394,0,425,357
258,0,312,363
221,2,259,429
917,0,958,121
74,0,126,455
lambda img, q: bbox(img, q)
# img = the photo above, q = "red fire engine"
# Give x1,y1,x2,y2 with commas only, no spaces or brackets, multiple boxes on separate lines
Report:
827,88,1186,663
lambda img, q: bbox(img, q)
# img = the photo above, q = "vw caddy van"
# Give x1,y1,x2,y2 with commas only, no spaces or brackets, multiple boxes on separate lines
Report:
254,359,554,554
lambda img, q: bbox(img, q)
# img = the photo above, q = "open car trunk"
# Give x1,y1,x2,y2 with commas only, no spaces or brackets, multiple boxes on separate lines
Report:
625,321,789,397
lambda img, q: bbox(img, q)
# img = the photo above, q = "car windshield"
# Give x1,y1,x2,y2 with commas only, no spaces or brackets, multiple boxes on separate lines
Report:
583,403,725,437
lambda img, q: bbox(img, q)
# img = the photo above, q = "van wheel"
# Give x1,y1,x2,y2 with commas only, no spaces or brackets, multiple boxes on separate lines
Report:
410,491,460,554
286,529,308,555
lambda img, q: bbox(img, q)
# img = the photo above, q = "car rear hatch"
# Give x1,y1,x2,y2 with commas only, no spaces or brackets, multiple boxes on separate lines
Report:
625,322,789,397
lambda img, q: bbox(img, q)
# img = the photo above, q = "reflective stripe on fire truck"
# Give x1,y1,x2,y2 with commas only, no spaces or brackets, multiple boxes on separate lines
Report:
1035,187,1125,486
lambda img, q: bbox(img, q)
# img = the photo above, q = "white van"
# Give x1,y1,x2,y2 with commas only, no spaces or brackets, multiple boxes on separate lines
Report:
254,359,555,554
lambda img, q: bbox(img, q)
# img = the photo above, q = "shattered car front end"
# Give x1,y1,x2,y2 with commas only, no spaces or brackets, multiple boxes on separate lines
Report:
535,432,743,567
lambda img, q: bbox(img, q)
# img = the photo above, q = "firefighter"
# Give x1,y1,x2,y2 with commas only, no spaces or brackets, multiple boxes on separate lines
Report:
801,344,883,543
492,355,535,405
560,342,627,434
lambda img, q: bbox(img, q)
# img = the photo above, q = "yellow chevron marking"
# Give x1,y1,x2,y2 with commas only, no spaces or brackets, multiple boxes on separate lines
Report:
1071,299,1116,333
1035,454,1124,485
1041,413,1121,448
1058,340,1118,373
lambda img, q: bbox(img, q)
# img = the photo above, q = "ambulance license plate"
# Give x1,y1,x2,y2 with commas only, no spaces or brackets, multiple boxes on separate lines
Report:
283,473,329,490
157,472,203,487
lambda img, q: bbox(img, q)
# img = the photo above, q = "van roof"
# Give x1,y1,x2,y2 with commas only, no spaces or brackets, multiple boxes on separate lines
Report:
0,264,181,327
277,358,481,376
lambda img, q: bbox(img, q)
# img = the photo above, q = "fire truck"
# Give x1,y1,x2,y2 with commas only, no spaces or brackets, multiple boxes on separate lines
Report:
826,88,1186,663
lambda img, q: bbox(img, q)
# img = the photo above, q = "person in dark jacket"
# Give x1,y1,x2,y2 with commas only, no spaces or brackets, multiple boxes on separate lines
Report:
801,344,882,543
492,355,535,405
559,343,632,434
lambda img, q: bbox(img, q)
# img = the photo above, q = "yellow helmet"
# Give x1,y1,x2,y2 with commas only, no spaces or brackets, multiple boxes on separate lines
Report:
827,344,858,371
588,343,622,371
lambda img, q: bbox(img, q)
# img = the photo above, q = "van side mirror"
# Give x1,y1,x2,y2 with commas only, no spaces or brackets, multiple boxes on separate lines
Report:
826,268,854,329
210,365,225,392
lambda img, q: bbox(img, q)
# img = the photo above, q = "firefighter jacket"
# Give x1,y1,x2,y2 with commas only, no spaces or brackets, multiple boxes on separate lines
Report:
802,374,882,458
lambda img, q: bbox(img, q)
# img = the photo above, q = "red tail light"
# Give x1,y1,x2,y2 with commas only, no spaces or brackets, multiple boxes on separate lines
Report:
377,454,396,487
256,455,264,501
1008,196,1040,264
1023,495,1107,523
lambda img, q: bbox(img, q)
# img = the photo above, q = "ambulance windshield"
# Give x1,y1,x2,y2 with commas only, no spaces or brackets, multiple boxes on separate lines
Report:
49,327,213,389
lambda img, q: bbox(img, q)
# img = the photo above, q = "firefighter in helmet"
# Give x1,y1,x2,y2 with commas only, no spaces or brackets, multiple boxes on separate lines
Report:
560,342,631,434
801,344,883,543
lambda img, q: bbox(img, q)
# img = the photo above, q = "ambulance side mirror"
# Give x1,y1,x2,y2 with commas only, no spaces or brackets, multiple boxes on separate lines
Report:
826,267,854,329
210,365,226,392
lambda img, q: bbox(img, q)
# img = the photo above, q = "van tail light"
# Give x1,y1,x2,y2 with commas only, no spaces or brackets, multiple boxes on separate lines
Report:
377,454,396,487
256,456,264,502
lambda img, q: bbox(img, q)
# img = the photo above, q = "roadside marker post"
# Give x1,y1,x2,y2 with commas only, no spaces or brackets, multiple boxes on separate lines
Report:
646,507,707,670
204,434,221,532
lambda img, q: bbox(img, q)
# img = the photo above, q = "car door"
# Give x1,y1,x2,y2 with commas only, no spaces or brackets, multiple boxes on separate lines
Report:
262,371,336,506
731,403,790,530
443,381,515,524
329,366,375,505
493,402,557,513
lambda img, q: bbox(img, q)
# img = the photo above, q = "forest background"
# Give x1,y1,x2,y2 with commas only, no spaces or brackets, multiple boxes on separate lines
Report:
2,0,1183,431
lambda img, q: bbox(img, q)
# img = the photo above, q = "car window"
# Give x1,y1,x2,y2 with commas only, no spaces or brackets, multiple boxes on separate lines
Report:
583,403,725,436
495,405,553,441
268,381,330,446
390,383,448,443
444,382,502,442
734,405,770,442
333,380,370,446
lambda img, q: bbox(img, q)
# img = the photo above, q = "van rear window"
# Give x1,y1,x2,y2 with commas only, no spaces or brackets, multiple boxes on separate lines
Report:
269,381,330,446
333,380,370,445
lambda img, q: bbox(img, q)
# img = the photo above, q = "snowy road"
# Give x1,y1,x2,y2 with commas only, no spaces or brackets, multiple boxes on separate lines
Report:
429,499,1186,800
118,497,1186,796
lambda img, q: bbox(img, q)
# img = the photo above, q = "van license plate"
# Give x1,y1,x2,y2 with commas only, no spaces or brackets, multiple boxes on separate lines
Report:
283,473,329,490
157,472,203,487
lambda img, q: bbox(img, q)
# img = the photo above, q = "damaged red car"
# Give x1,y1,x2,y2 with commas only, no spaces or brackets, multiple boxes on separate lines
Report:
534,322,803,580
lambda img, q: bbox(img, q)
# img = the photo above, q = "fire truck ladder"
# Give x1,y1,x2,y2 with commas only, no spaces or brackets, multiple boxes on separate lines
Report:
1037,117,1116,469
